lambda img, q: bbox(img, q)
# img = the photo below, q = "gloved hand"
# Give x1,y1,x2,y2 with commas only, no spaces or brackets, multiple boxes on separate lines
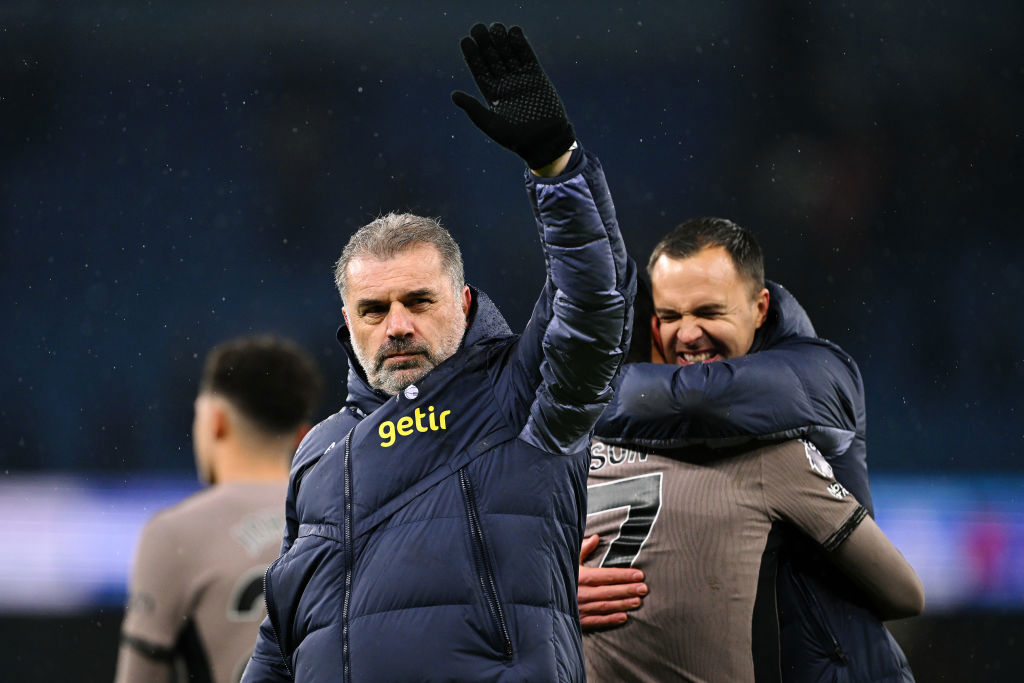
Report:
452,22,576,170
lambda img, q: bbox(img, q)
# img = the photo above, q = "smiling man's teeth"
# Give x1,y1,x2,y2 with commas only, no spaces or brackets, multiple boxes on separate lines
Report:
682,351,714,362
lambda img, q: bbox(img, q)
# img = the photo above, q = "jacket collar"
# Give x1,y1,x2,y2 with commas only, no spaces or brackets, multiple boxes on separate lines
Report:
748,280,816,354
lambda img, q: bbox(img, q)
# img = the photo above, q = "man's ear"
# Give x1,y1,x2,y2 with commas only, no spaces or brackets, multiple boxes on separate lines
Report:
212,402,230,441
342,307,350,328
650,315,667,363
461,286,472,326
753,287,770,329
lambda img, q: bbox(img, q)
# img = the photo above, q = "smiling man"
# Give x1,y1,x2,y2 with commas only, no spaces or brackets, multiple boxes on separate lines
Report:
242,22,635,683
578,217,923,682
647,226,769,366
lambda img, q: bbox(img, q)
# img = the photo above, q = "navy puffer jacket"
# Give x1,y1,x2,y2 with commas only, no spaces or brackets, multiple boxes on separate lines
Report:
595,282,914,682
243,148,635,682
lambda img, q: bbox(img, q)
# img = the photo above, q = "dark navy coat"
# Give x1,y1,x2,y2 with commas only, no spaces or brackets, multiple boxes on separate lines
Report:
595,282,914,682
243,148,635,682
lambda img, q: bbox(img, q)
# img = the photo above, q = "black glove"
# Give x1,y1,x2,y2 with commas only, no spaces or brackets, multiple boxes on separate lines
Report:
452,23,576,169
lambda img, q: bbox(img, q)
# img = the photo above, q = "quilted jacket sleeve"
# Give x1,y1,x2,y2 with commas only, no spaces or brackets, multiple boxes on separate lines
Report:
594,335,865,456
506,147,636,454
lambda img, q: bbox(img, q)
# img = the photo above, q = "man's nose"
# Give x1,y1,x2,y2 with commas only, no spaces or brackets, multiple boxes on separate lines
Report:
386,303,415,339
676,316,703,345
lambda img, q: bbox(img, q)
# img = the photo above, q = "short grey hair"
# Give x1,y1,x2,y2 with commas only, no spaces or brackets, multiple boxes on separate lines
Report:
334,213,465,304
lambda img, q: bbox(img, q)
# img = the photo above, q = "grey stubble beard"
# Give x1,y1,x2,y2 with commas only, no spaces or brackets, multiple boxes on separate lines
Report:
352,311,466,396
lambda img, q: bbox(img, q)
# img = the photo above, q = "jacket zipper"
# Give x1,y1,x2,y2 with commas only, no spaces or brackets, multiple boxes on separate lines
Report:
791,569,848,663
459,468,514,658
342,429,354,683
262,559,295,679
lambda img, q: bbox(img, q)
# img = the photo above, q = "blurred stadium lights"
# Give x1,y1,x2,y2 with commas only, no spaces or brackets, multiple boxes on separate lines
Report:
0,472,1020,614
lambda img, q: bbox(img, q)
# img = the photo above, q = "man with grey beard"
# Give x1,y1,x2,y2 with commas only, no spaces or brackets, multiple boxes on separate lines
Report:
243,22,635,682
337,213,472,398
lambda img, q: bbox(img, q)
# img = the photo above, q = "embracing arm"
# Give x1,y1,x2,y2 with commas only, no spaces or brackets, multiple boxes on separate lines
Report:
596,338,863,452
767,440,923,622
830,515,925,620
578,533,648,630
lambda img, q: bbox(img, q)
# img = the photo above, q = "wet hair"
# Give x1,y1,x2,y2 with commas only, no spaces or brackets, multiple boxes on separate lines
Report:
333,213,465,304
647,217,765,296
199,335,323,435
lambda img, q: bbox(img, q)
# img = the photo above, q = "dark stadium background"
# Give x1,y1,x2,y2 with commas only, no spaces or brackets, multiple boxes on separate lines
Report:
2,1,1021,680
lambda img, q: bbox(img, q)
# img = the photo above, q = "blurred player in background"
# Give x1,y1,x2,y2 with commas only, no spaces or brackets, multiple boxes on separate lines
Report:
115,335,322,683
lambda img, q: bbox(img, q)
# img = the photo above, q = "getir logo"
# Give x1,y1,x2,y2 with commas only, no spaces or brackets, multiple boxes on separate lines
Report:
379,406,451,447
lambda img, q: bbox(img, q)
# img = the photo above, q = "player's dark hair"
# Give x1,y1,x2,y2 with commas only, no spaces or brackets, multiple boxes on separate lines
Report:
648,217,765,296
199,335,323,435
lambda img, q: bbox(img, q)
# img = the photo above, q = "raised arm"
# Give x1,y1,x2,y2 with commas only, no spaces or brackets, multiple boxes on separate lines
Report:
453,23,635,453
451,23,577,174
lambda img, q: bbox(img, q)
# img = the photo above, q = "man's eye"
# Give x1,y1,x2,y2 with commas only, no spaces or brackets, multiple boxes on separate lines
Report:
657,314,679,323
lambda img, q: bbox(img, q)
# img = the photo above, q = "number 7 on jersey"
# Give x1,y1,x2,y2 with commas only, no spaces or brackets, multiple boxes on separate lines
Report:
586,472,663,568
